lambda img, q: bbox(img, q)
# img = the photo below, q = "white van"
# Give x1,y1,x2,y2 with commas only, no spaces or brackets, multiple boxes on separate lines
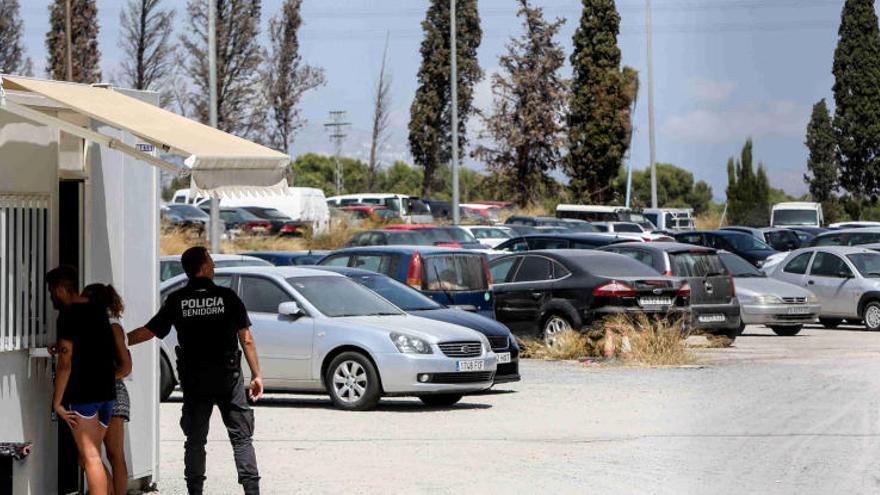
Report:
556,204,656,230
172,187,331,233
641,208,695,231
771,202,823,228
326,193,433,223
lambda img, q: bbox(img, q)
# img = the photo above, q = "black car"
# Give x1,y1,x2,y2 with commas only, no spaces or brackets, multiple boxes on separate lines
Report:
424,199,452,219
789,226,827,245
599,243,742,343
489,250,689,341
240,206,305,236
241,250,330,266
312,266,520,383
505,216,573,228
345,229,430,247
673,230,778,268
494,233,637,253
807,227,880,247
200,206,272,234
721,226,801,251
163,203,209,234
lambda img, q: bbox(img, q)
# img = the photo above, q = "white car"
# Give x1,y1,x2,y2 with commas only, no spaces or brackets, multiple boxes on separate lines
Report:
158,267,498,410
459,225,513,248
159,254,272,282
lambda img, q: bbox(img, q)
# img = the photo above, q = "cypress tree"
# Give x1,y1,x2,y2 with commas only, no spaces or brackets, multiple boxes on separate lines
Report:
804,99,839,203
46,0,101,83
408,0,482,197
565,0,636,204
726,139,770,226
833,0,880,217
0,0,32,75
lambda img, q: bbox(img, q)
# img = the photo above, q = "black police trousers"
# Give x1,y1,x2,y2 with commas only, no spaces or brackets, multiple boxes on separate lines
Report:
179,372,260,495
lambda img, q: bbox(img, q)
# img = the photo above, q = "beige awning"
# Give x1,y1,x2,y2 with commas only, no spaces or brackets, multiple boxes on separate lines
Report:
0,75,290,196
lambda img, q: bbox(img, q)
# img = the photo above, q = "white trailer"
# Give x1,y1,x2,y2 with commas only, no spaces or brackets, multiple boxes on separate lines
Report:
0,76,287,493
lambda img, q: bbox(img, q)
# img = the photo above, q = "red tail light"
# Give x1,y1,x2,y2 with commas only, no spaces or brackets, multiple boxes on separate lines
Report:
280,224,299,232
481,256,493,285
246,221,271,231
407,252,423,289
592,281,636,297
435,242,462,248
663,270,673,276
677,282,691,298
729,276,736,297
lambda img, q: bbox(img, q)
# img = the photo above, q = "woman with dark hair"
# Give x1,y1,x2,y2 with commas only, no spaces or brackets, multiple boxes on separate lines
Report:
83,283,132,495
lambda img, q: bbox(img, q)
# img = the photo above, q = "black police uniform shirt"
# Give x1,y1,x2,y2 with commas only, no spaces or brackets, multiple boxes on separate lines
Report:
146,277,251,364
58,301,117,404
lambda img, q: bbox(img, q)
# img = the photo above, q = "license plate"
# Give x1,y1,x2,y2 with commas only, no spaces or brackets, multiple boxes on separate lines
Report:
496,352,511,364
787,306,811,315
456,360,485,372
698,314,726,323
639,297,673,307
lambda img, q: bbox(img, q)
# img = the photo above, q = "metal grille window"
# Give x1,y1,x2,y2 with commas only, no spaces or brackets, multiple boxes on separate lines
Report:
0,194,49,351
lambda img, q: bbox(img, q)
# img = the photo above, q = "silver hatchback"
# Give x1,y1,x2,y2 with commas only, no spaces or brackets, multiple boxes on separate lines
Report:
159,267,498,410
768,246,880,331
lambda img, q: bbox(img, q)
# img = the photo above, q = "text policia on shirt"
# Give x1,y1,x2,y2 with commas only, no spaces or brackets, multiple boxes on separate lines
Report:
181,297,226,317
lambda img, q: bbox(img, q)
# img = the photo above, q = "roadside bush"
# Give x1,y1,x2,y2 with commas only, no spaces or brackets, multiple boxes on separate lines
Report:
518,330,591,360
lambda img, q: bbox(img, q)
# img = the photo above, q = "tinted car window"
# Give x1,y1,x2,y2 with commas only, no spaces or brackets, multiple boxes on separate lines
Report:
471,228,510,239
352,254,394,274
813,234,841,246
676,233,703,245
847,253,880,277
348,232,369,246
810,252,852,278
291,255,323,266
423,255,487,291
500,239,529,252
718,252,762,277
615,249,654,268
764,231,799,251
668,252,726,277
847,232,880,246
216,259,273,268
529,238,569,249
161,260,184,281
514,256,553,282
614,223,643,233
720,233,773,251
552,262,570,278
321,255,351,267
490,257,519,283
588,256,663,277
240,277,292,313
783,252,812,274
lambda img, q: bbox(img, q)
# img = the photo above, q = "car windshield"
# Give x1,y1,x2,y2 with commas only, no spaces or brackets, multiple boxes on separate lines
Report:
614,223,643,233
257,208,290,219
168,204,209,218
388,231,429,245
423,254,488,291
773,209,818,226
226,209,261,221
471,228,511,239
351,274,442,311
764,230,799,251
443,227,477,243
286,276,403,317
215,259,273,268
564,221,598,233
847,253,880,277
718,252,763,277
419,228,456,243
720,232,773,251
669,251,728,277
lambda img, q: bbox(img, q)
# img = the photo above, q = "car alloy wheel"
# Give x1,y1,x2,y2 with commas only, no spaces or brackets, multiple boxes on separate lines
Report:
332,360,368,404
543,315,572,346
864,302,880,331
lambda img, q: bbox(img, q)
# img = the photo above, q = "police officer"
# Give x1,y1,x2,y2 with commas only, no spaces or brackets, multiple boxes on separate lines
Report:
129,246,263,494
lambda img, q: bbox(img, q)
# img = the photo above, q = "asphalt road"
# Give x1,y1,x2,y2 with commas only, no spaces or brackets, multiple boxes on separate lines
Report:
156,324,880,494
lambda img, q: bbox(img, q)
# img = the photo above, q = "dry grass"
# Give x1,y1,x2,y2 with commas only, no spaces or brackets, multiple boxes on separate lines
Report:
695,210,724,230
518,330,592,360
162,229,308,255
498,204,549,223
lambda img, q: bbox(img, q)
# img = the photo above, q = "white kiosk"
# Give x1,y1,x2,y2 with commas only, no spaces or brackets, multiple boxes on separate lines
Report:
0,75,288,493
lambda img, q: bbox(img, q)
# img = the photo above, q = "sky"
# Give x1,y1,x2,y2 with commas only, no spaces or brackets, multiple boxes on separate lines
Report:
19,0,848,200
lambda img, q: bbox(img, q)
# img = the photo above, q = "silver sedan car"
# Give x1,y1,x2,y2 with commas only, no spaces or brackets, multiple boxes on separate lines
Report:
768,246,880,331
159,267,498,410
717,251,819,336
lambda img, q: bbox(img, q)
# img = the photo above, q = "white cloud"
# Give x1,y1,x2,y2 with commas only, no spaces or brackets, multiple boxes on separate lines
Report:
687,77,736,104
662,101,810,144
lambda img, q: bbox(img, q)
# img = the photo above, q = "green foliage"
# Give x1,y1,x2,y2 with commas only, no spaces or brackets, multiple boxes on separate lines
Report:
408,0,482,197
725,139,771,227
804,99,839,201
0,0,32,75
161,173,191,201
565,0,637,204
46,0,101,83
833,0,880,217
613,163,714,215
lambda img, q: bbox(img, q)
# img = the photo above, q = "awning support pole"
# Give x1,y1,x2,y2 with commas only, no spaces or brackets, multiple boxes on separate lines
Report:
0,96,179,173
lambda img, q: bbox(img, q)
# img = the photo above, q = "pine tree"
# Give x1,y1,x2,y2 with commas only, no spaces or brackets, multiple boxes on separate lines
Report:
565,0,637,204
408,0,482,197
46,0,101,83
726,138,770,226
0,0,32,75
265,0,325,153
181,0,265,139
118,0,176,92
804,99,839,202
833,0,880,218
474,0,567,207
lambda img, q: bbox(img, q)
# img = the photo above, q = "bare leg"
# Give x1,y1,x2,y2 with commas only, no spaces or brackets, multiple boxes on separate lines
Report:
104,417,128,495
70,415,110,495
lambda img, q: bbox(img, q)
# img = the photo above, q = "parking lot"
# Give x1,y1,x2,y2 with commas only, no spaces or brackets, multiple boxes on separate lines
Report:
153,323,880,494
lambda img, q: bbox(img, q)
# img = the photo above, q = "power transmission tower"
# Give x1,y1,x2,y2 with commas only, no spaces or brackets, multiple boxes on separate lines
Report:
324,111,351,195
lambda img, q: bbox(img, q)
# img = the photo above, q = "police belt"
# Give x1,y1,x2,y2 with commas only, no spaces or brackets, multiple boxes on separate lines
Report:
176,346,241,372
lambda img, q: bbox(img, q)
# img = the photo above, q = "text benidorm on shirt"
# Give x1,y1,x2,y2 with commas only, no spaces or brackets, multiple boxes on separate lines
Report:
181,297,225,317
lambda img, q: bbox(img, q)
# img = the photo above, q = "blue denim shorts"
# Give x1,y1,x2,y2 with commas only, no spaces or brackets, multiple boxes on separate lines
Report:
68,400,115,428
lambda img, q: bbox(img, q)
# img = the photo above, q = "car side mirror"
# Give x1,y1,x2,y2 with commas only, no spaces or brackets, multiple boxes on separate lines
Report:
838,270,853,279
278,301,304,318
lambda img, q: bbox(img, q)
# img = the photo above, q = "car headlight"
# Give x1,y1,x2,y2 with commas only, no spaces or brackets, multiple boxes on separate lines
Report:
806,293,818,304
390,333,433,354
756,294,784,305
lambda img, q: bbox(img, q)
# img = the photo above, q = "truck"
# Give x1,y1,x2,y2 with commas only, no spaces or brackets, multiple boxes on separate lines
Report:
770,202,823,228
555,204,657,230
641,208,695,232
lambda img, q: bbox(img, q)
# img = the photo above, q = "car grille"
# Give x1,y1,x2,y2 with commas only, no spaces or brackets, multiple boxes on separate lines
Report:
428,371,495,384
782,297,807,304
488,336,509,351
496,362,519,377
439,341,483,358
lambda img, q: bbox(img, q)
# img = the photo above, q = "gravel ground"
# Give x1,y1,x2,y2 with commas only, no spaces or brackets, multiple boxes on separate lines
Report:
155,324,880,494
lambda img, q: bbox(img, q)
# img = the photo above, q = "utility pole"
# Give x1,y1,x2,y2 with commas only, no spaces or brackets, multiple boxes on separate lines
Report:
450,0,460,225
65,0,72,81
324,111,350,195
208,0,220,253
646,0,658,209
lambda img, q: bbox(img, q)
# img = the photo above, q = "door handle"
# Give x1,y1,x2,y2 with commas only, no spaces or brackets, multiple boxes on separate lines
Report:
531,291,543,299
807,280,815,285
